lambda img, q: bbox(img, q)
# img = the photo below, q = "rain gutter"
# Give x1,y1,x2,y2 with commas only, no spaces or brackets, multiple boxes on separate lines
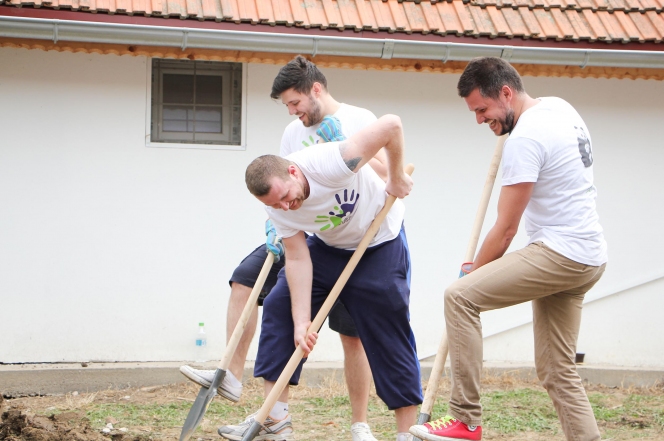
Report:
1,15,663,69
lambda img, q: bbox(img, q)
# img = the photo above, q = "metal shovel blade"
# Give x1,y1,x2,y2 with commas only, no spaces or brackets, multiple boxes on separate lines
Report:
179,368,226,441
240,420,263,441
412,412,431,441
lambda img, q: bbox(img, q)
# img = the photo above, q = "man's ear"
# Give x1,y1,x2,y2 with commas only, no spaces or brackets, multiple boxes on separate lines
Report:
311,82,322,98
501,85,513,103
288,164,298,177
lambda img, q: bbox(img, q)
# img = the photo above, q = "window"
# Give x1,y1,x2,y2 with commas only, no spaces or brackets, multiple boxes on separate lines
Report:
150,59,243,147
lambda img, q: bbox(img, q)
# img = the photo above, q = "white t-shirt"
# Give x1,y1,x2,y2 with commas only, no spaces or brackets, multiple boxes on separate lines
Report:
266,144,405,250
502,97,607,266
280,103,377,157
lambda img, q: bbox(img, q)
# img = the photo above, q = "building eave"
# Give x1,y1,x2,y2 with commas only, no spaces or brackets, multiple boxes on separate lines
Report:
1,7,663,79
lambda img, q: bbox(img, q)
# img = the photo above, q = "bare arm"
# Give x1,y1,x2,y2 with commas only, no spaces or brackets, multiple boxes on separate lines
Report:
339,114,412,198
368,148,388,182
282,231,318,355
472,182,534,270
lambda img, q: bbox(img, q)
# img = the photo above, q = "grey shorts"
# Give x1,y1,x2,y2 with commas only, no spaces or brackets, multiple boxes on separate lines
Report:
229,243,359,337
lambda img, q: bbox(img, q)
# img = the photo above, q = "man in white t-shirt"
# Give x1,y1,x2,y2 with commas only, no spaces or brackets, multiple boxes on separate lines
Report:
410,57,607,441
220,115,422,441
181,56,388,441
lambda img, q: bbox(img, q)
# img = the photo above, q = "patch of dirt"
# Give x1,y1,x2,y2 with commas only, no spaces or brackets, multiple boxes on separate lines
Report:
0,409,148,441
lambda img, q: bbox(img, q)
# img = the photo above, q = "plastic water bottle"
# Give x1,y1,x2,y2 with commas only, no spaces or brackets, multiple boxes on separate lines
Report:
195,322,207,362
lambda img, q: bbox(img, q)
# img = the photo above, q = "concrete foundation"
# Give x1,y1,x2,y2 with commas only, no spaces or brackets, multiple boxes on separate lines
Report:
1,361,662,398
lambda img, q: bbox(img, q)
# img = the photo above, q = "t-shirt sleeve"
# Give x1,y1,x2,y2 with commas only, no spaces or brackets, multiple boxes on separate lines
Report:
298,143,355,186
501,136,545,186
360,108,378,124
350,108,377,135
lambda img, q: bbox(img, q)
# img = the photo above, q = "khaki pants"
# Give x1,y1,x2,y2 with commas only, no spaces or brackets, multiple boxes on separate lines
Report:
444,242,606,441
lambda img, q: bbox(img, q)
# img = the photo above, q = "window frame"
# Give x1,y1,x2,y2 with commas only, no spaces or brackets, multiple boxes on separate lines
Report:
144,59,247,151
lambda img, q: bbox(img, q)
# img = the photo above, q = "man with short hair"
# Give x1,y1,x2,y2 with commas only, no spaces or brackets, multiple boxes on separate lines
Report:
410,57,607,441
220,113,420,441
180,56,387,441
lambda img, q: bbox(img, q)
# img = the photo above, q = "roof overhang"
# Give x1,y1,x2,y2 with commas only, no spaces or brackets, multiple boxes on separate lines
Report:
1,9,663,79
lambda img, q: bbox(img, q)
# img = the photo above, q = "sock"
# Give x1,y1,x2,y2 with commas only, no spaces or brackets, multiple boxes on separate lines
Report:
268,401,289,420
396,433,412,441
225,370,242,388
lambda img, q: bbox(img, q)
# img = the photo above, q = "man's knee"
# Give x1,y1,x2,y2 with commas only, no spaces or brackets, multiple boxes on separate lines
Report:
339,334,363,352
444,281,464,315
230,282,252,300
535,356,577,392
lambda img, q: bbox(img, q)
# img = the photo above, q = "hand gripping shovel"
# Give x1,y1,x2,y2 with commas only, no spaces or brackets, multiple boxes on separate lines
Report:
412,136,505,439
240,163,415,441
179,250,276,441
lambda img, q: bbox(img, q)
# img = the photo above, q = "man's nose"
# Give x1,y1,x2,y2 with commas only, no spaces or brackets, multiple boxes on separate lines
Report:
476,113,485,124
280,201,290,211
288,105,297,115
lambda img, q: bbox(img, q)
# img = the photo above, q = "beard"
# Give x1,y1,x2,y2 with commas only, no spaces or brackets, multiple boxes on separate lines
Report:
498,108,516,135
302,96,323,127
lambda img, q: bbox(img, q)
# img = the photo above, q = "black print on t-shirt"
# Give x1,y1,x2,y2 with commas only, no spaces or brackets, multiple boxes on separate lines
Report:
575,126,593,167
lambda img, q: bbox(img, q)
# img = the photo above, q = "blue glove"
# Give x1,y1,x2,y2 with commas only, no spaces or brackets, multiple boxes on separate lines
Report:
265,219,284,262
459,262,473,278
316,116,346,142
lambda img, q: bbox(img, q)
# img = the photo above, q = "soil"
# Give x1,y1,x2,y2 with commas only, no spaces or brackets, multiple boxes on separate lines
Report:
1,376,662,441
0,385,171,441
0,409,112,441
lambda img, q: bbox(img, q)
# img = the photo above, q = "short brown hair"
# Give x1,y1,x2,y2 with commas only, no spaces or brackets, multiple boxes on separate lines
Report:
270,55,327,100
245,155,293,197
457,57,524,99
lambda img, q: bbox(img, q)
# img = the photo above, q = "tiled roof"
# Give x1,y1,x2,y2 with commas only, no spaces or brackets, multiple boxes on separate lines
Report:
1,0,663,44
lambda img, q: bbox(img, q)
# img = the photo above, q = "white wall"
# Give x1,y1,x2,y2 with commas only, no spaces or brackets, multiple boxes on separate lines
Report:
1,46,662,367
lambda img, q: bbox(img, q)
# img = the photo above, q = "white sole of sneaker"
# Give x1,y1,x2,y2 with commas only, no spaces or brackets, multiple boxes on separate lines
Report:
179,367,240,403
218,432,294,441
179,367,212,388
409,425,466,441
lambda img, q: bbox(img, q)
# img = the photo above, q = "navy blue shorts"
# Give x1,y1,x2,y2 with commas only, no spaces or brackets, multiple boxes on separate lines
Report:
254,228,422,410
229,243,359,337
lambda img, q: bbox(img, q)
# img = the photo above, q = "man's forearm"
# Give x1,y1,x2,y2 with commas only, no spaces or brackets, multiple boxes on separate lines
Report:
472,226,514,270
381,119,405,178
472,182,533,271
368,148,389,182
285,258,313,326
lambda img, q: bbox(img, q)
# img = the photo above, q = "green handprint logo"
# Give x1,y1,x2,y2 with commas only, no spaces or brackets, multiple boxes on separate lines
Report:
314,190,360,231
301,135,316,147
315,206,344,231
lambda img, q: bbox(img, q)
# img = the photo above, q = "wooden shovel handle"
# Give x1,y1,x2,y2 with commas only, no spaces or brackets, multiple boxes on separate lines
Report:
419,135,506,415
218,249,275,370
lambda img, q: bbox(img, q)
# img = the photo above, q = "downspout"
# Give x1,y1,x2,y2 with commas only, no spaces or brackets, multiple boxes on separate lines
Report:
1,16,664,69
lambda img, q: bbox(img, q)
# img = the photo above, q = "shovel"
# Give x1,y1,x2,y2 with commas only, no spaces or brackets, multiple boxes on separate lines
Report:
412,136,505,439
179,250,276,441
240,163,414,441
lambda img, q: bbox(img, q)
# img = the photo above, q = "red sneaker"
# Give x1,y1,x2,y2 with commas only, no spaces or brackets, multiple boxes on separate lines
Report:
409,415,482,441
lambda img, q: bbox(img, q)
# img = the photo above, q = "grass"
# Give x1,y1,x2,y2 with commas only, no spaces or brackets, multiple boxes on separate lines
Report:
87,402,195,430
7,374,664,440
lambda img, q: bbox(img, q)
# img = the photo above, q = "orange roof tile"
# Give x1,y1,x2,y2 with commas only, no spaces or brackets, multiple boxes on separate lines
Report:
337,0,362,29
487,5,510,35
436,2,461,34
420,1,443,32
501,7,529,36
0,0,662,45
403,1,427,33
272,0,293,23
322,0,342,27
